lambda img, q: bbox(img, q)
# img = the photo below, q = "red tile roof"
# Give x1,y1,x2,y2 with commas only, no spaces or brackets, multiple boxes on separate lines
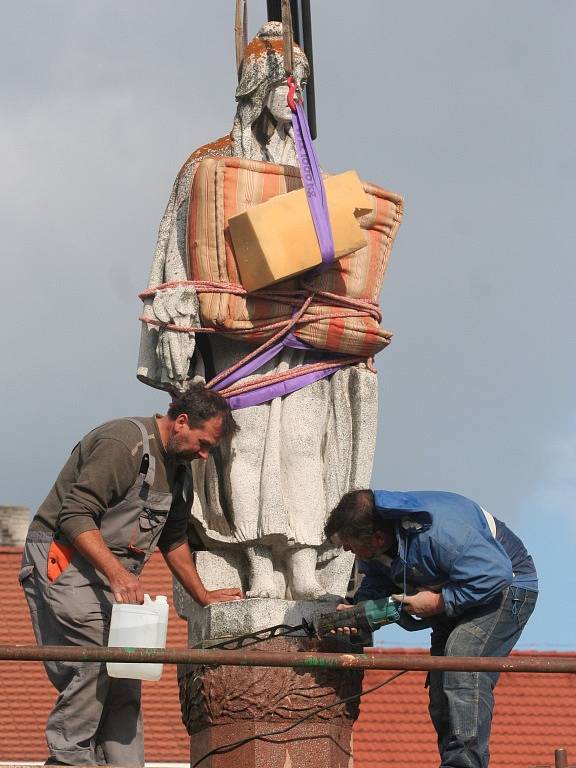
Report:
1,546,575,767
354,648,576,768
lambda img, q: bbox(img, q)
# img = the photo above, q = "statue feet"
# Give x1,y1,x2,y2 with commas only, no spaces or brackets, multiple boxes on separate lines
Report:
244,544,340,601
287,547,332,601
246,585,280,598
245,543,283,598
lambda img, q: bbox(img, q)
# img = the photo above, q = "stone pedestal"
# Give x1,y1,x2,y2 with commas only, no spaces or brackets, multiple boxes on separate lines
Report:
183,719,354,768
177,599,363,768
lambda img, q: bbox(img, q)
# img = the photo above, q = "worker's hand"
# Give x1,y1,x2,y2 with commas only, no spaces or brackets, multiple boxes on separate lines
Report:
391,591,445,618
330,603,358,635
200,587,244,606
109,567,145,604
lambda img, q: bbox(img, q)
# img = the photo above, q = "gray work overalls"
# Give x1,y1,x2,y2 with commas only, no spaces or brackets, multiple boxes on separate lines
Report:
20,419,178,768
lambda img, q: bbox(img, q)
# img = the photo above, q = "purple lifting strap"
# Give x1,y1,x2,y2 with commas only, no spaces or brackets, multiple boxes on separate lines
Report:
213,97,343,409
211,328,313,392
291,101,335,266
224,364,344,410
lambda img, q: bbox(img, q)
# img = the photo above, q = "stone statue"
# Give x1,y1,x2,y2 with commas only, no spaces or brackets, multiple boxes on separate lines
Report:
137,22,378,601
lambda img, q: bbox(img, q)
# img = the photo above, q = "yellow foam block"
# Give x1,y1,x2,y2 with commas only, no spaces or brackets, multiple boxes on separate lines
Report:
228,170,373,292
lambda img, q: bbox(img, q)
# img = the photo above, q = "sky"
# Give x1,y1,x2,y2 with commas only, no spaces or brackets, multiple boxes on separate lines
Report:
1,1,574,650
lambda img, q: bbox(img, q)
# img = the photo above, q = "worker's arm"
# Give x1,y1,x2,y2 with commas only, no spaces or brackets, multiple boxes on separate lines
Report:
162,541,243,606
57,436,139,541
392,528,512,619
57,433,146,603
391,590,444,617
73,529,144,604
389,527,513,619
434,528,513,617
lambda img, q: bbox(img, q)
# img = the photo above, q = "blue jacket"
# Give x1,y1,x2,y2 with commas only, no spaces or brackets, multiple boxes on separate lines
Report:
354,490,531,617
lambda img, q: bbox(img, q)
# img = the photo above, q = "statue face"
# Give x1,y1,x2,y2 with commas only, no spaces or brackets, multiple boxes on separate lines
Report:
265,82,294,123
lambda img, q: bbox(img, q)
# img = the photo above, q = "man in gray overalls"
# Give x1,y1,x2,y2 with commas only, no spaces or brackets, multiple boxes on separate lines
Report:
20,384,243,766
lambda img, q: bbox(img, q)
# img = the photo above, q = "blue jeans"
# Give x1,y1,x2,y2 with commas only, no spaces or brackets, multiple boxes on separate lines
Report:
428,586,537,768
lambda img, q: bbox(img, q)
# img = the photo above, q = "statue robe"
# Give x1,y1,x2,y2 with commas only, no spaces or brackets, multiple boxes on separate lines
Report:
137,131,378,559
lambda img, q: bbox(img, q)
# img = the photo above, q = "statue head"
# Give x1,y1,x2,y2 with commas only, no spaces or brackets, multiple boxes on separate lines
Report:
232,21,310,160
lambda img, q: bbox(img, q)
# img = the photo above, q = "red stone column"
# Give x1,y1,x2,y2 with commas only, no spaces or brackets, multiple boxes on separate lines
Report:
178,636,363,768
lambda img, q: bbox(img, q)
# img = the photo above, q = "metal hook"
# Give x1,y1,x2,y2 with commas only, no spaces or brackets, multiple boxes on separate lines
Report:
287,74,299,112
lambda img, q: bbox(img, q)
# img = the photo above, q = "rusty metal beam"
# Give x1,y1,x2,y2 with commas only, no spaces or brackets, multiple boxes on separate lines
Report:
1,645,576,673
267,0,317,138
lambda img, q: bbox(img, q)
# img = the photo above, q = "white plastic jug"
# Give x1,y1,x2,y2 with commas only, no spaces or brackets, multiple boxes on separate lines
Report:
106,594,169,681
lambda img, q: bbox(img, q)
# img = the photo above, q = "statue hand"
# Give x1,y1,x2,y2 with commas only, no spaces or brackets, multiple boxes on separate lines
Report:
152,286,197,382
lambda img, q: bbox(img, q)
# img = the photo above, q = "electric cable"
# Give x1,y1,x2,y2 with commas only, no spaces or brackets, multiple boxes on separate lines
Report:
191,668,408,767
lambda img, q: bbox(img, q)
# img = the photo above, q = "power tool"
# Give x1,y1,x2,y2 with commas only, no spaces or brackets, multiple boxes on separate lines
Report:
203,597,431,650
313,596,432,637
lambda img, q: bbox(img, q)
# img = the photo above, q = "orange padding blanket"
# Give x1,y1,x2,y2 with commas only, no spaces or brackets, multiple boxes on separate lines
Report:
142,157,403,359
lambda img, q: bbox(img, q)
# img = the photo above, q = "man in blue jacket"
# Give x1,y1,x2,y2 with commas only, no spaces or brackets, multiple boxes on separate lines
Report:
324,489,537,768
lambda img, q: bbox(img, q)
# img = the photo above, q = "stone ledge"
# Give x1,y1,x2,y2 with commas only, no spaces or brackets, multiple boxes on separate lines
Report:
174,548,354,622
182,596,344,648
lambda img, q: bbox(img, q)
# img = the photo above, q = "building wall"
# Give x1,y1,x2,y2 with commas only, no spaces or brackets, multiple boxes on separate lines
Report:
0,506,29,547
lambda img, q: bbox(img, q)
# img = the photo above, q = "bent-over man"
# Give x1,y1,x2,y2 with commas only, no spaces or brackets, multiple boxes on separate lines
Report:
325,489,537,768
20,384,243,767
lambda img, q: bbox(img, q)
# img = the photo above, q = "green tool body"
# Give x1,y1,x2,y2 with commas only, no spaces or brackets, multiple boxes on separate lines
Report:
315,596,432,637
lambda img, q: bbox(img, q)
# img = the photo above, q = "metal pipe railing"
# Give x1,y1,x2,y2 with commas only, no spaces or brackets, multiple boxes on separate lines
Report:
554,748,576,768
531,748,576,768
1,645,576,673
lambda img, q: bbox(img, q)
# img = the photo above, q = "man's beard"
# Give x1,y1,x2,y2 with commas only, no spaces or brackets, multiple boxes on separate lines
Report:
166,434,198,461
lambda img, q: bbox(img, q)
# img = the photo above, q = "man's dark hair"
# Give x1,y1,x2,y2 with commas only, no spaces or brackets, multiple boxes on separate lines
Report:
325,489,390,542
168,384,239,440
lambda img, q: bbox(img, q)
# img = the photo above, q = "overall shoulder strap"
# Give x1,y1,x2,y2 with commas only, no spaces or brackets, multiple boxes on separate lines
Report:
126,418,156,487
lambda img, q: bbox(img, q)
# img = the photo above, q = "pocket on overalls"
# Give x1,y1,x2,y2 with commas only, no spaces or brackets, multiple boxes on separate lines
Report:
47,540,75,583
128,507,169,556
18,564,35,585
